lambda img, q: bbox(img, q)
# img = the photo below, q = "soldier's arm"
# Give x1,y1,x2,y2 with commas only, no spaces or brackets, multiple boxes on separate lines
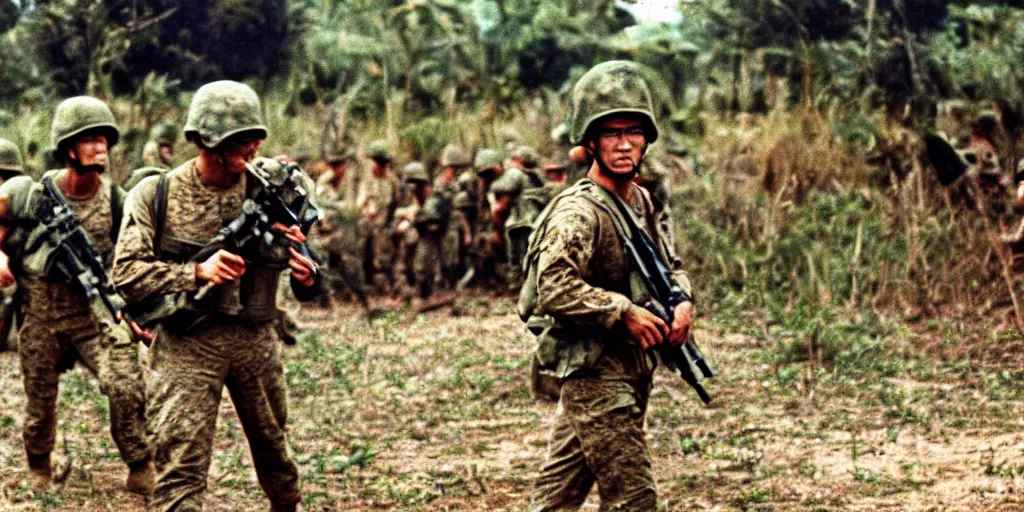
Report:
0,176,34,286
111,176,200,302
535,197,633,329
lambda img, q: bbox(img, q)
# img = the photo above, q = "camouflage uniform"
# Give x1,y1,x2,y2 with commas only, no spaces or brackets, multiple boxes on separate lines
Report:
525,61,691,511
435,145,470,286
0,138,24,352
111,81,313,511
3,170,150,468
357,140,400,293
2,98,152,491
461,149,505,289
392,162,429,299
313,154,365,304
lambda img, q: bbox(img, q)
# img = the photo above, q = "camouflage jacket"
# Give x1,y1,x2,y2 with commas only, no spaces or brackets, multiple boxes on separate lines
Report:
0,170,121,320
112,159,317,323
522,178,691,381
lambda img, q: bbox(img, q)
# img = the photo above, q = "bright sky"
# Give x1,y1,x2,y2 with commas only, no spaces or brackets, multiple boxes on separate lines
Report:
623,0,683,25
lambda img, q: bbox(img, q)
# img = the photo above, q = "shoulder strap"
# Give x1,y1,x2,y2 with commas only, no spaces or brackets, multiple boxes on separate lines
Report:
110,182,124,244
153,173,169,256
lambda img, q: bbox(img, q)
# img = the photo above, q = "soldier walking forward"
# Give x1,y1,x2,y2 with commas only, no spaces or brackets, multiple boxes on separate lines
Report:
524,61,695,511
111,81,320,512
0,98,154,494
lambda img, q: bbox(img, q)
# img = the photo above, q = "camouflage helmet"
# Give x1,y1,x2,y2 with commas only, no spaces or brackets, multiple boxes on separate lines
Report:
0,138,24,174
569,60,659,146
510,146,540,169
474,148,503,175
367,139,391,163
184,80,267,149
490,169,525,196
149,123,179,146
440,144,472,168
453,190,474,210
403,161,429,183
51,96,120,150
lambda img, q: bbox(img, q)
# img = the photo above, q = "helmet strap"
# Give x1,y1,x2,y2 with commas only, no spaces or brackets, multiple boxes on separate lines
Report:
585,140,649,181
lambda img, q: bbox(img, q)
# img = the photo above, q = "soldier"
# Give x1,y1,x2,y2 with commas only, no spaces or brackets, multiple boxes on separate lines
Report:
460,149,505,289
0,139,25,353
506,145,544,188
524,61,695,511
436,144,472,285
142,123,178,169
0,98,154,494
393,162,431,300
541,155,569,185
357,139,401,294
435,143,471,199
312,147,365,306
499,126,521,151
111,81,320,512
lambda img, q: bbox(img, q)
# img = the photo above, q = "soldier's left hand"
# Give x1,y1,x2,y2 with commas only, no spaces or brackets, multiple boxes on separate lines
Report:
288,246,317,287
667,300,694,346
272,222,307,244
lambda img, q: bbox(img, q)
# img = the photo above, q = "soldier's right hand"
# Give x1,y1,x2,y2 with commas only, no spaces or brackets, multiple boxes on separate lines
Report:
196,250,246,285
622,304,668,350
0,253,14,288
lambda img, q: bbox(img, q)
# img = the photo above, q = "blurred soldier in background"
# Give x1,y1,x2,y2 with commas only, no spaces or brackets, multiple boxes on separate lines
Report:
358,139,401,294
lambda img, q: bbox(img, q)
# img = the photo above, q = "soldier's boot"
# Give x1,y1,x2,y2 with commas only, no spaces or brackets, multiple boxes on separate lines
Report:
125,458,156,495
27,452,51,493
270,501,298,512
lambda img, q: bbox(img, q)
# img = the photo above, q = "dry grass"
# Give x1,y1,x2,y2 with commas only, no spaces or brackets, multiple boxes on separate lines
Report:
0,293,1020,511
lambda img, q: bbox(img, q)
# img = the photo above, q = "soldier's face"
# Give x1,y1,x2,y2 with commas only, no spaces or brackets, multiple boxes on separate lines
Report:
159,144,174,165
592,118,645,177
546,169,567,184
69,133,109,170
220,135,263,173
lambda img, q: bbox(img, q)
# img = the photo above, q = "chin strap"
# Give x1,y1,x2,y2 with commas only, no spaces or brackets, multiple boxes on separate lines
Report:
585,141,650,178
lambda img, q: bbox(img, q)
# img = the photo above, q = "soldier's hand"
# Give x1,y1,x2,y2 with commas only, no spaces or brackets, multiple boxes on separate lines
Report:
196,250,246,285
288,247,317,287
129,321,154,344
272,222,307,244
0,253,13,288
667,300,694,346
623,304,668,350
1017,181,1024,208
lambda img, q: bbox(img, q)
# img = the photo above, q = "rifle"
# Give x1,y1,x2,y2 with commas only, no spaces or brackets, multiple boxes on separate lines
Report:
595,187,716,404
39,176,133,336
193,159,321,300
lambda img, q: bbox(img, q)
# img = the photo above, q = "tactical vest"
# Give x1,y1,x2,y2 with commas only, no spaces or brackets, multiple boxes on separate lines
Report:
129,170,288,331
518,179,660,380
5,171,123,280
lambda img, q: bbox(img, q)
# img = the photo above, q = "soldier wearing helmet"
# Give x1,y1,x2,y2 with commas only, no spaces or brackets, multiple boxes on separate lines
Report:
312,146,364,307
111,81,319,512
357,139,401,294
142,123,178,169
458,148,506,289
0,98,155,495
392,162,433,301
524,61,695,511
129,123,179,192
436,143,472,199
0,138,25,182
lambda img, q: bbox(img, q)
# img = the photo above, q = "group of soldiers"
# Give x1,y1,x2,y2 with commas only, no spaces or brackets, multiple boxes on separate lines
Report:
307,131,580,313
0,59,694,512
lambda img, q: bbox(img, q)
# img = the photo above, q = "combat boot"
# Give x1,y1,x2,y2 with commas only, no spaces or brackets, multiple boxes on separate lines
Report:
125,458,156,495
26,452,50,493
270,502,298,512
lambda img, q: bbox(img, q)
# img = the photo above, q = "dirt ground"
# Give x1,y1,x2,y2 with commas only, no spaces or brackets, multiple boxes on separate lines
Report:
2,294,1024,511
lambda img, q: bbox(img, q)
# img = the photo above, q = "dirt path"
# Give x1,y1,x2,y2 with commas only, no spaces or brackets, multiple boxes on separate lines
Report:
1,296,1023,510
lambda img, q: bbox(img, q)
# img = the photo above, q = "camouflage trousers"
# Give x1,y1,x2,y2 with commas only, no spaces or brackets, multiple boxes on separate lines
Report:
362,216,395,293
505,226,531,291
413,232,445,298
313,231,367,305
393,228,419,299
531,377,658,512
18,310,149,464
146,319,300,511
